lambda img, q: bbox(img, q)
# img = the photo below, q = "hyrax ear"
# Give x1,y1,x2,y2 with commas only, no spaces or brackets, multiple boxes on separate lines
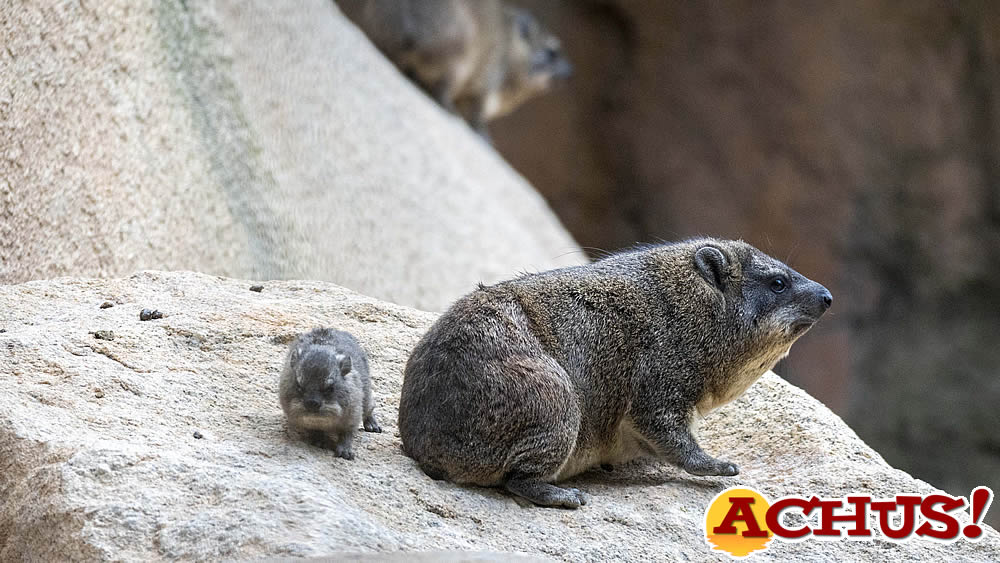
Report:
337,354,352,377
694,245,729,291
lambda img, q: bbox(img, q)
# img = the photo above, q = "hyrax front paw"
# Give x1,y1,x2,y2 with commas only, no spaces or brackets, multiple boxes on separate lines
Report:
363,414,382,433
683,456,739,477
334,443,355,460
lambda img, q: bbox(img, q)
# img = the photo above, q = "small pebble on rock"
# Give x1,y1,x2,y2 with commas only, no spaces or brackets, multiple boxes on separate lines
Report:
99,301,114,309
93,330,115,341
249,285,264,292
193,431,204,439
94,388,105,398
140,309,163,321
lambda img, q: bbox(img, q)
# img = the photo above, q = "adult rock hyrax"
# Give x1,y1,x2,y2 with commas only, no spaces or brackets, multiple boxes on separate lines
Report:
280,328,381,459
340,0,571,135
398,238,832,507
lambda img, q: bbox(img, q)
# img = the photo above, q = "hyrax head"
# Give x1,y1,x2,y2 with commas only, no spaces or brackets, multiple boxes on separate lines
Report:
691,240,833,345
290,346,356,421
495,6,571,118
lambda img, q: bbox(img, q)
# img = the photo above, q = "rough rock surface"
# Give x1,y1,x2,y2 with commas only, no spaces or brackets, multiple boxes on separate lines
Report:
0,0,582,311
1,272,997,561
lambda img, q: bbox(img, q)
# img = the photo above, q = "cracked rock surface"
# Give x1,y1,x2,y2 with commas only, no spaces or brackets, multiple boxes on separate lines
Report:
1,272,998,561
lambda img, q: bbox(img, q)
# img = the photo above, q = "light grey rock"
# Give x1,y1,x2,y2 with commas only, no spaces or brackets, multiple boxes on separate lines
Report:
1,271,997,561
0,0,582,311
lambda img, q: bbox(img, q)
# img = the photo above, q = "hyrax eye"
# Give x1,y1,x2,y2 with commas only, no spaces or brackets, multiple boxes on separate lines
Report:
770,278,787,293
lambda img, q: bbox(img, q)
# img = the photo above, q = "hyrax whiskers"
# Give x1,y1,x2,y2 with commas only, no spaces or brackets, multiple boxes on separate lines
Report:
280,328,381,459
398,238,832,507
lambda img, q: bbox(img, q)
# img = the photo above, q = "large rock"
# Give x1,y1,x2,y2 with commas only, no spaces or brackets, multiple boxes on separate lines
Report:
0,0,582,311
1,272,997,561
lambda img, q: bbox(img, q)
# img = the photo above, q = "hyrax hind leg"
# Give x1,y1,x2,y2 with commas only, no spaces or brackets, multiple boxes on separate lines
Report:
496,356,586,508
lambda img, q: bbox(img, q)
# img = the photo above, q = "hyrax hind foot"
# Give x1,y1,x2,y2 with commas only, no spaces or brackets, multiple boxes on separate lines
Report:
683,453,739,477
505,478,589,509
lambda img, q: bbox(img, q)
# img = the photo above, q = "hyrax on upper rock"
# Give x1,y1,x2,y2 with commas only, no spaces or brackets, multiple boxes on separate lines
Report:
340,0,571,135
398,238,832,508
280,328,381,459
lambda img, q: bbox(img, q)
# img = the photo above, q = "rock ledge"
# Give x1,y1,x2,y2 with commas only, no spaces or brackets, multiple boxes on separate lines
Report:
1,272,997,561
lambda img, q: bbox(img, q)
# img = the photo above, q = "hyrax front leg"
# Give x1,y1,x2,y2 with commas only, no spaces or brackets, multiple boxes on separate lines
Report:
330,429,357,460
363,412,381,433
362,396,381,433
633,409,739,477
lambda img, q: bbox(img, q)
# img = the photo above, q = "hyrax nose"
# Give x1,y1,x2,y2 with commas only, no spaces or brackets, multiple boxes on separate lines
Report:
818,286,833,311
304,397,322,412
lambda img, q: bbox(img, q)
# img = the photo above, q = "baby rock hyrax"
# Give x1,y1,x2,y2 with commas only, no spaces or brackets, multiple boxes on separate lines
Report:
398,238,833,507
280,328,381,459
340,0,571,135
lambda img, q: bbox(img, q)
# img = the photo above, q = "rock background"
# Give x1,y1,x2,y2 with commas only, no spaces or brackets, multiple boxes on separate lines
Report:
2,272,997,560
490,0,1000,525
0,0,582,312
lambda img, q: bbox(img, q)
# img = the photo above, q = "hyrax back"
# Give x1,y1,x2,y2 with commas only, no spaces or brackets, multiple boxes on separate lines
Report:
340,0,571,134
398,238,832,507
279,328,381,459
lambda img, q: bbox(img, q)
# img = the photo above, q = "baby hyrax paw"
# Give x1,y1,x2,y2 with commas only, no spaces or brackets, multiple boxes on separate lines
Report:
363,415,382,433
334,443,355,460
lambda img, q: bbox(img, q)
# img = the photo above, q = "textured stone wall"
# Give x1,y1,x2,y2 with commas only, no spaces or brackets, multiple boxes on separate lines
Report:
0,0,583,312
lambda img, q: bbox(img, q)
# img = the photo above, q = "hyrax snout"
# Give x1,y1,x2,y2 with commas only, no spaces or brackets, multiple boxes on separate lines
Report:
280,328,381,460
398,238,831,508
340,0,570,135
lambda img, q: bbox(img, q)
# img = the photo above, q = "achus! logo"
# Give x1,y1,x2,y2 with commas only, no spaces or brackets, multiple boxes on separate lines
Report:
704,486,994,559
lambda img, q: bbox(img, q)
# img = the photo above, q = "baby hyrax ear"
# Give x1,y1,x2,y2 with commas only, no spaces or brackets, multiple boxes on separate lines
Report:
336,353,353,377
694,245,729,291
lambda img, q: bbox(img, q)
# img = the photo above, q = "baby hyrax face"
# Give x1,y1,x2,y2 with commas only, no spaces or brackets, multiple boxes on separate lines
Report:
285,348,358,432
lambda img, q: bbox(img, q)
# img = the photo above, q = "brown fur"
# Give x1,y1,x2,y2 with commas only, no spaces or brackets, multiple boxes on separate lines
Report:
340,0,571,134
398,238,832,508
